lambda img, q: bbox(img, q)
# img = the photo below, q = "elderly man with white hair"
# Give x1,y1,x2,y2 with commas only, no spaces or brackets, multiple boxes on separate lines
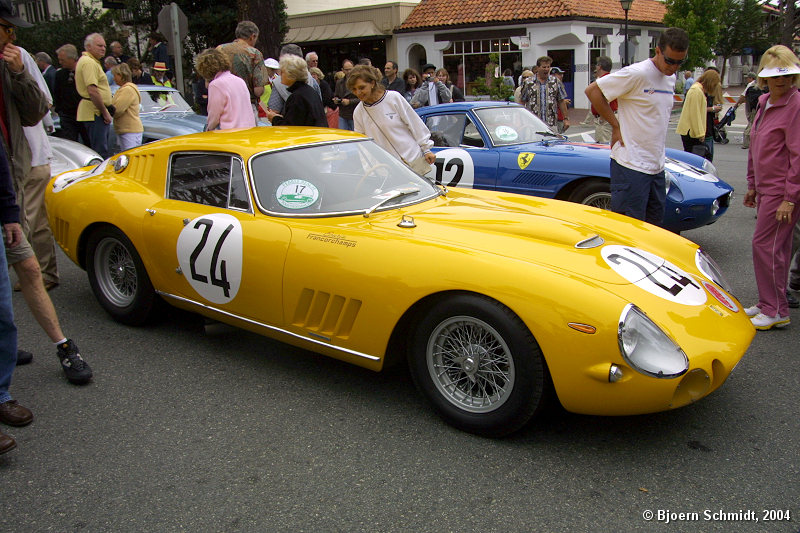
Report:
75,32,113,158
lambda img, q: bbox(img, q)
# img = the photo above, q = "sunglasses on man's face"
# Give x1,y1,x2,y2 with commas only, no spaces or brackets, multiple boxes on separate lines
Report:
663,55,685,67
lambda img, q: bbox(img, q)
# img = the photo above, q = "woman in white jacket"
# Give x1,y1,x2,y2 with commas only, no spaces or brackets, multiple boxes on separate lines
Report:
348,65,436,175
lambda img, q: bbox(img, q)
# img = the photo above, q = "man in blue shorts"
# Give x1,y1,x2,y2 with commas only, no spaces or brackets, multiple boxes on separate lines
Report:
585,27,689,226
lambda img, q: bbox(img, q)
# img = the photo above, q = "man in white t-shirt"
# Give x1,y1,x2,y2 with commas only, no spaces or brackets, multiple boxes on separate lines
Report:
585,27,689,226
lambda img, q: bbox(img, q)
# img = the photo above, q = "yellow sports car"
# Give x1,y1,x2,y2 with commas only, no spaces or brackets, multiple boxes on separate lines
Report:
46,128,754,437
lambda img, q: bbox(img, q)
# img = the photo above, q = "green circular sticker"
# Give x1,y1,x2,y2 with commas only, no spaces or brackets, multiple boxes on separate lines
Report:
276,179,319,209
494,125,518,141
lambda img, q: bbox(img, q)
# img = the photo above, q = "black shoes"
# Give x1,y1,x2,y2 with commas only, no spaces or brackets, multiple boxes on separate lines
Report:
16,350,33,366
56,340,93,385
788,291,800,309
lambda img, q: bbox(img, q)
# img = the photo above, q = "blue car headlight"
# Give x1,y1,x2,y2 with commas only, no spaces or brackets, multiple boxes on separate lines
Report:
618,304,688,379
701,159,719,179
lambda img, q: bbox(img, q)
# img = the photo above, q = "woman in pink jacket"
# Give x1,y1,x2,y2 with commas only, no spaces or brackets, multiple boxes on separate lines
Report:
195,48,255,131
743,45,800,330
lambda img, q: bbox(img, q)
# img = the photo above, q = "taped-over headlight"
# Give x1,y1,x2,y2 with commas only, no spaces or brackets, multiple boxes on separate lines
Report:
618,304,688,378
695,249,732,293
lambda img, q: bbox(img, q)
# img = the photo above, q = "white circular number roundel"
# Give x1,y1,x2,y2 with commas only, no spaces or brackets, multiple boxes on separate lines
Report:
176,213,243,304
601,245,707,306
432,148,475,188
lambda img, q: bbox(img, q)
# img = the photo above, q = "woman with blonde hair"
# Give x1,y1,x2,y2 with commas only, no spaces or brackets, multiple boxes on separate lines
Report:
263,54,327,127
676,69,722,161
110,63,143,152
742,44,800,330
348,65,435,175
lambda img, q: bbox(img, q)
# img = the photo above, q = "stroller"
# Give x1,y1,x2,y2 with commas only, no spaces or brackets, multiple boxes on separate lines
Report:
713,106,736,144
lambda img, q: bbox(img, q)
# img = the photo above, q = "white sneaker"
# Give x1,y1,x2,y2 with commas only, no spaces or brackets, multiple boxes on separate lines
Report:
751,313,790,330
744,305,761,317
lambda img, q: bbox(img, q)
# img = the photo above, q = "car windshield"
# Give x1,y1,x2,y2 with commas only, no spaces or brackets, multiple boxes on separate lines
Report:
139,89,194,114
250,140,440,217
474,106,557,146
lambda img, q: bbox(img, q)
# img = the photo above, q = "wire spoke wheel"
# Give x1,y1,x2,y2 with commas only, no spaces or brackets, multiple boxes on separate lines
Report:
94,237,138,307
427,316,515,413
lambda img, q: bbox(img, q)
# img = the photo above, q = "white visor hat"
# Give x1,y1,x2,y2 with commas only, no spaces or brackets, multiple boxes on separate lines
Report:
758,64,800,78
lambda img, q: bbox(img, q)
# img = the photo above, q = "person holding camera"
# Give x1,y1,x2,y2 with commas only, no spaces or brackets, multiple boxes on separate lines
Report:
75,33,113,158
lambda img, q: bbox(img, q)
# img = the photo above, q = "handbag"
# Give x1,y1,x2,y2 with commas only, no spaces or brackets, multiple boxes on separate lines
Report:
363,102,432,177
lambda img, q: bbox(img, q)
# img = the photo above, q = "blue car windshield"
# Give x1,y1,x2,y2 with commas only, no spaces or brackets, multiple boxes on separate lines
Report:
474,106,556,146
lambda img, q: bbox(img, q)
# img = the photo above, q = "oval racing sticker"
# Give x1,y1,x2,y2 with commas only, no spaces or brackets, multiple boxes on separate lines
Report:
601,245,706,306
276,179,319,209
177,213,243,304
494,125,518,141
702,281,738,312
431,148,475,188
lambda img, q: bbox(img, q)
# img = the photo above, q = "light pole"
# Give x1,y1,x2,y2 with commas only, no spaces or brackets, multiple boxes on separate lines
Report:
620,0,633,67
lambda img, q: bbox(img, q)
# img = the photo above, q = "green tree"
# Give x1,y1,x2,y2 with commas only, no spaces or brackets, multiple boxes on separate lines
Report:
715,0,769,79
766,0,799,48
16,3,112,58
236,0,288,59
663,0,726,69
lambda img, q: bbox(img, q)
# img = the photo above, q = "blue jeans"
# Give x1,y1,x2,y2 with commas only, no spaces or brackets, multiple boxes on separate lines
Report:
85,115,111,159
0,243,18,404
609,159,666,227
703,136,714,163
338,117,354,131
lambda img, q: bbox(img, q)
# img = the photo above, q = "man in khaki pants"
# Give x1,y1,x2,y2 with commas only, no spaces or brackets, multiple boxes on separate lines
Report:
592,56,616,144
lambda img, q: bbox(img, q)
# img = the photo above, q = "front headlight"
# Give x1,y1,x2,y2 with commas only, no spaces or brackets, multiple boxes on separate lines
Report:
695,249,732,294
702,159,719,178
618,304,688,379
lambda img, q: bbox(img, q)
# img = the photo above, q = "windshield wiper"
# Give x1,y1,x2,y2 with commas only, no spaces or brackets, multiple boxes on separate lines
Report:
535,131,562,137
363,187,420,217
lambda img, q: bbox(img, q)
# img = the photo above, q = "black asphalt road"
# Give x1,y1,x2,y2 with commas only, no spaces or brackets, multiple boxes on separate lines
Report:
2,124,798,532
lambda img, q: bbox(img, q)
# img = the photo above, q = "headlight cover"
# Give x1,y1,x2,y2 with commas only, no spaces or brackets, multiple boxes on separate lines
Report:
695,249,733,294
702,159,719,178
618,304,688,379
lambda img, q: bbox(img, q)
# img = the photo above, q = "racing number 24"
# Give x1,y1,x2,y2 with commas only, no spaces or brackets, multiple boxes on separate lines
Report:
189,218,233,297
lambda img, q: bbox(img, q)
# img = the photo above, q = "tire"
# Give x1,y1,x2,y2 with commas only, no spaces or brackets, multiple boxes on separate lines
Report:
568,179,611,210
86,227,160,326
408,294,549,437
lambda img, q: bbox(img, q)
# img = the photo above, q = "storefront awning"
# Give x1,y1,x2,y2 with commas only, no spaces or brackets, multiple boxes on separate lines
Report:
285,21,386,43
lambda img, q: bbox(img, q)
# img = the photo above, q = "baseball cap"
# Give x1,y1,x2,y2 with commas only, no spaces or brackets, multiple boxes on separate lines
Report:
421,63,436,72
264,57,279,69
0,0,33,28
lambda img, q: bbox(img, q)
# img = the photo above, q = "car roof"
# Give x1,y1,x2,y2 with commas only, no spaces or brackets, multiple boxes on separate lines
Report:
416,101,523,114
129,126,368,155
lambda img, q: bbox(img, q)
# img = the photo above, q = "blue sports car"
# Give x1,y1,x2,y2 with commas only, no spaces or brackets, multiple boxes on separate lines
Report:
415,102,733,233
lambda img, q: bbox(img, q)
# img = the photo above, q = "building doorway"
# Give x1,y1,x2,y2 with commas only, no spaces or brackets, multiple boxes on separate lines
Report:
547,48,575,106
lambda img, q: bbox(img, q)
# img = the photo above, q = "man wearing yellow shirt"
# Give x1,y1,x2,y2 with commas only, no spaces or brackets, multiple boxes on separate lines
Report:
75,33,112,158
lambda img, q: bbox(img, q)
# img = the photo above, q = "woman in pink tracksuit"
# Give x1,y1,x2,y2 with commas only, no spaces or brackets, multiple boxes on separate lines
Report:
743,45,800,330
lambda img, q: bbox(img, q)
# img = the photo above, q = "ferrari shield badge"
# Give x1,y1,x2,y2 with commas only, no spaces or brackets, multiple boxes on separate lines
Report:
517,153,535,170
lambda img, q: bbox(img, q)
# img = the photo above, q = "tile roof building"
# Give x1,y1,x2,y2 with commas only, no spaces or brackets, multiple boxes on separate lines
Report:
394,0,669,108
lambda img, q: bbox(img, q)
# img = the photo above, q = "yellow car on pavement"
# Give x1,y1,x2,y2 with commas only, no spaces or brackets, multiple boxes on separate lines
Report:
45,127,755,436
